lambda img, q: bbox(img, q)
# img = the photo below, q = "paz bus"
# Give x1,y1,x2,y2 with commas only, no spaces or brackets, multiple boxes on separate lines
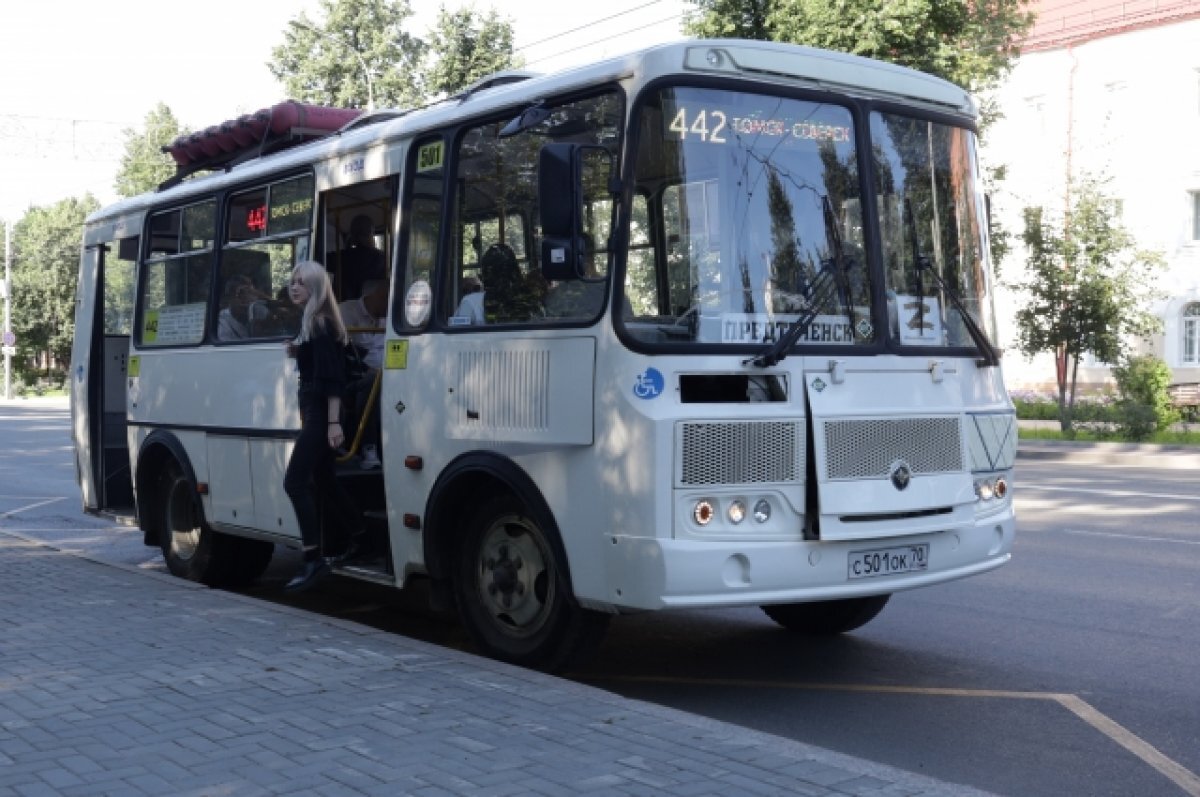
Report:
70,39,1017,670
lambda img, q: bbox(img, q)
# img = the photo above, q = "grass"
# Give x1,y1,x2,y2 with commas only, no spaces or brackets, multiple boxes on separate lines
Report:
1019,426,1200,446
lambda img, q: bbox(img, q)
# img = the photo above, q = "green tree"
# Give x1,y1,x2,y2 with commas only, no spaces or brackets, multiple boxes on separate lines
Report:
269,0,426,109
115,103,187,198
1013,178,1165,432
423,5,521,99
685,0,1034,95
10,195,100,377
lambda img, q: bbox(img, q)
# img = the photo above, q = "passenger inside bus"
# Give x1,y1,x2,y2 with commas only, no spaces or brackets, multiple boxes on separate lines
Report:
479,243,541,323
452,276,485,325
217,275,270,340
335,214,387,301
338,280,388,468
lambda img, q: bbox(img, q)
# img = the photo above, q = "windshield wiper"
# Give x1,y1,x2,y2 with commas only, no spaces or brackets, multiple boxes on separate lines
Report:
748,196,854,368
903,198,1000,368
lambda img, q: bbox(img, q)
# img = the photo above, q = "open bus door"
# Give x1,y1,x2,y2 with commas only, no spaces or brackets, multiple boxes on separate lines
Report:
69,237,135,512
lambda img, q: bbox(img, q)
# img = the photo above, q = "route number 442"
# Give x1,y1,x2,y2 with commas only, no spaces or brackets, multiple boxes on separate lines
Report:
669,107,728,144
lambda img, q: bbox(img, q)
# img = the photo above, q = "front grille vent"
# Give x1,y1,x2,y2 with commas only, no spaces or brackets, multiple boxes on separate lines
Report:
679,420,803,486
824,417,962,480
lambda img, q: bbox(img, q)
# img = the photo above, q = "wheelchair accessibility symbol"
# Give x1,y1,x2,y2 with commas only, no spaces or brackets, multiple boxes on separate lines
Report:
633,367,664,399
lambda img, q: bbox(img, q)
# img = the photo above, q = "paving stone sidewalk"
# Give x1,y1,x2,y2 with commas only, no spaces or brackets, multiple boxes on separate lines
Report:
0,535,993,797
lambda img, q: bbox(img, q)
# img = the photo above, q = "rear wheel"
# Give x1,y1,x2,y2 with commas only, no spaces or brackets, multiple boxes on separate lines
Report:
159,461,220,584
761,594,891,635
454,494,608,671
157,460,273,587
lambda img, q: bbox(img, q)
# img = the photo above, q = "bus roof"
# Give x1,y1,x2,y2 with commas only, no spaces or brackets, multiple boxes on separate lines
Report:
85,38,974,228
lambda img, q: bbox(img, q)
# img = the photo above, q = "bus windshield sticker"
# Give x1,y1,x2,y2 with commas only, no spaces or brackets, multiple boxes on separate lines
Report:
895,295,944,346
404,280,432,327
720,313,855,345
632,367,664,399
417,142,444,172
144,303,205,346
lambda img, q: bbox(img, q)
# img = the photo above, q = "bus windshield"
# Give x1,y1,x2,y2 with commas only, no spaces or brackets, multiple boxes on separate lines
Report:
624,85,872,349
622,85,997,358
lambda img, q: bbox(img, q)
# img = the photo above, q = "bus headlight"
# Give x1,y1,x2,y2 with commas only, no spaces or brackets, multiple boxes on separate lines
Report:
728,499,746,524
974,478,994,501
693,499,715,526
753,499,771,523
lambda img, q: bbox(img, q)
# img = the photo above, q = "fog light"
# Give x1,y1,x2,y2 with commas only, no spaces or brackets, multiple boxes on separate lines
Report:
693,499,715,526
728,499,746,524
753,499,771,523
994,477,1008,499
974,479,994,501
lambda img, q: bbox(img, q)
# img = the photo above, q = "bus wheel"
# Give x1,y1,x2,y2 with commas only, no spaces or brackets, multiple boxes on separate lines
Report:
454,495,608,671
761,595,891,635
158,460,219,584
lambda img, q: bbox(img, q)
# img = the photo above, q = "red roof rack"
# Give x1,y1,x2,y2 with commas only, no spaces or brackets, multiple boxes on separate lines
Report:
160,100,363,190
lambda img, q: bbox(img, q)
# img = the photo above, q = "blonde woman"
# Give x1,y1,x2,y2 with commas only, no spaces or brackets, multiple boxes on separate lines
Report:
282,261,363,592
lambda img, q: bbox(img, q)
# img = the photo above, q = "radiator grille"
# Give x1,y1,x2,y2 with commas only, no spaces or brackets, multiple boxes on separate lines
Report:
824,418,962,480
679,420,803,486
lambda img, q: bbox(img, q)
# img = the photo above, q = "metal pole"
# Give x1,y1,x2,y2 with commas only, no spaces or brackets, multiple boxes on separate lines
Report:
4,219,11,400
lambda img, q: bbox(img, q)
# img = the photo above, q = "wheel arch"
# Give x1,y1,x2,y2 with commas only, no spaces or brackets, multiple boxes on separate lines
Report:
135,430,200,547
423,451,574,602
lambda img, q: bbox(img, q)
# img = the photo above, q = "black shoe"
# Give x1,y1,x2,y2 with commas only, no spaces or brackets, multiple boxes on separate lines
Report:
284,557,330,593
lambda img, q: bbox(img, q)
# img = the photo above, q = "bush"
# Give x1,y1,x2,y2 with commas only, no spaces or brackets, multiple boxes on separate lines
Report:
1113,355,1178,433
1114,401,1158,441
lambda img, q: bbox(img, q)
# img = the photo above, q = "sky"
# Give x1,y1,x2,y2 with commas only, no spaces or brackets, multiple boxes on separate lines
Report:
0,0,688,222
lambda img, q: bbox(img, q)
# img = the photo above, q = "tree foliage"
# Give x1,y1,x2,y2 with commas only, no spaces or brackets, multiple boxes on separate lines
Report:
10,196,100,376
114,103,187,198
269,0,426,109
685,0,1034,94
1013,178,1165,431
268,0,520,109
424,5,521,99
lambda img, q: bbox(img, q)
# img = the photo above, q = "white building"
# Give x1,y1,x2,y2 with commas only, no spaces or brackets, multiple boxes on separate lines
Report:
985,0,1200,394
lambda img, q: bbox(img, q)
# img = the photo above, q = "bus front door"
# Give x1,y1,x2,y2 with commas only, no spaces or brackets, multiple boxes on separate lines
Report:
70,239,135,512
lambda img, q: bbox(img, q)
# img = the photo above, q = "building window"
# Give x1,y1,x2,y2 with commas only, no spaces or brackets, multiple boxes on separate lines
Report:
1184,303,1200,365
1191,191,1200,241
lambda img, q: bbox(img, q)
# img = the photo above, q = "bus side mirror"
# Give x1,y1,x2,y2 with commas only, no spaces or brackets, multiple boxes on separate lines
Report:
539,143,581,281
538,143,613,281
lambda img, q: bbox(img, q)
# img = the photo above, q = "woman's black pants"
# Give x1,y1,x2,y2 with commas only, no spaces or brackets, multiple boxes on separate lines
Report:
284,387,360,551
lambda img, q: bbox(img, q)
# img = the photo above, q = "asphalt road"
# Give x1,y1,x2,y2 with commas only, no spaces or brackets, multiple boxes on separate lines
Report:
4,399,1198,796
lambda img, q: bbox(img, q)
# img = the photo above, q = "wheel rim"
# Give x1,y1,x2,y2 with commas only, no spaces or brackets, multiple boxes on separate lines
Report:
474,513,555,639
164,474,201,563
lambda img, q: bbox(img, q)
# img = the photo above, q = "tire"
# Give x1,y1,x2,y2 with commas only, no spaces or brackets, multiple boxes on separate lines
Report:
453,494,609,672
157,460,274,587
761,594,891,635
158,460,221,584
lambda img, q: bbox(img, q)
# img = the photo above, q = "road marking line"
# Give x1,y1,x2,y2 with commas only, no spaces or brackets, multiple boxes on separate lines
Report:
0,496,67,518
581,676,1200,795
1020,484,1200,502
1054,694,1200,796
1060,529,1200,547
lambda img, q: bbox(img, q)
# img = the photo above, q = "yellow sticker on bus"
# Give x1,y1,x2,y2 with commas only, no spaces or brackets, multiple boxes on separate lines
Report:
416,141,444,172
127,356,140,377
142,310,159,343
385,339,408,370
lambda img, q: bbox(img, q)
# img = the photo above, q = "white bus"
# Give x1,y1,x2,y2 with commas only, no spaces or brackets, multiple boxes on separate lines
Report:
71,39,1017,671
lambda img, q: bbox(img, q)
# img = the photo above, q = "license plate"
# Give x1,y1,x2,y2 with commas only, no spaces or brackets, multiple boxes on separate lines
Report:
848,544,929,580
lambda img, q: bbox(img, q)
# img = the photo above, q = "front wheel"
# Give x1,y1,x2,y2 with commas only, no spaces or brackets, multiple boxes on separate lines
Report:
761,594,891,635
454,495,608,671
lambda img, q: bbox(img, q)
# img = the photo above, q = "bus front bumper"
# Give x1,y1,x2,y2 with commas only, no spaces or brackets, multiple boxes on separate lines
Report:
598,514,1014,611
